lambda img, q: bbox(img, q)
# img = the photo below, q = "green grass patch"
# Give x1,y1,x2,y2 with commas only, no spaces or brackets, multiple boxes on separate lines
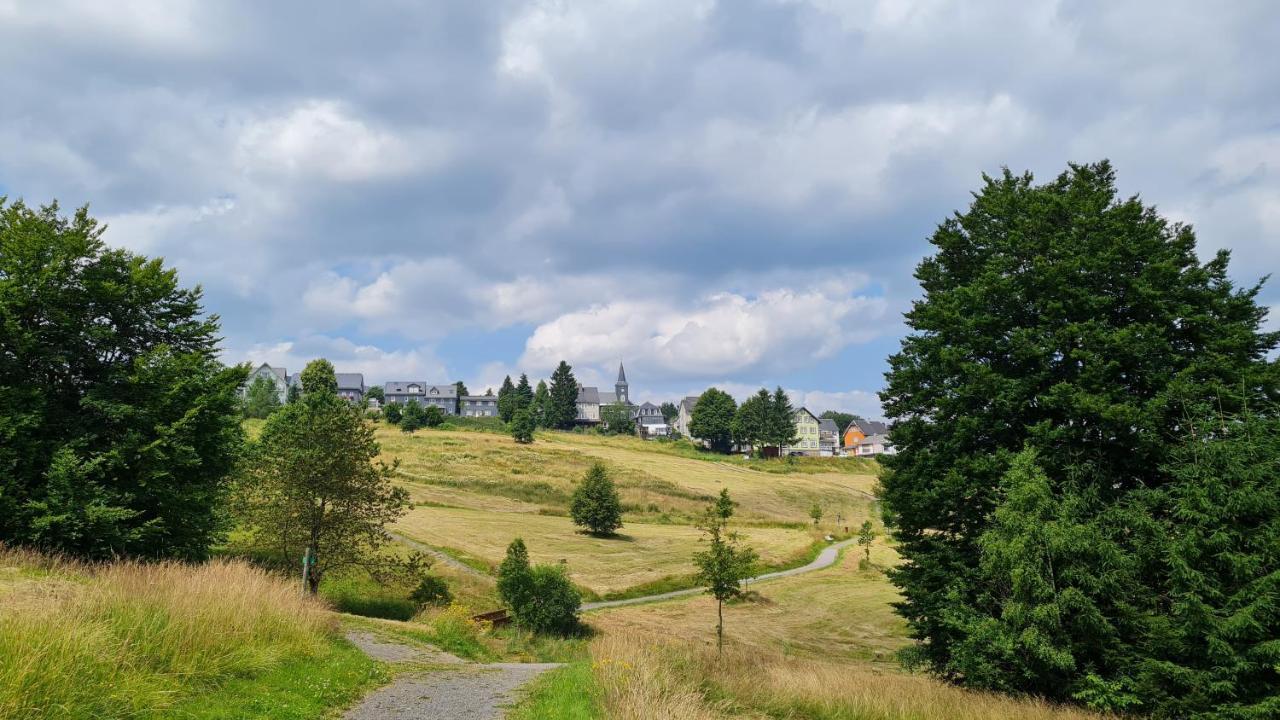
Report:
157,637,385,720
321,575,418,621
507,661,602,720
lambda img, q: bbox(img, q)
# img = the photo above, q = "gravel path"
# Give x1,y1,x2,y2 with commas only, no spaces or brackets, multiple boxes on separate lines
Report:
581,538,857,611
343,663,562,720
391,532,495,583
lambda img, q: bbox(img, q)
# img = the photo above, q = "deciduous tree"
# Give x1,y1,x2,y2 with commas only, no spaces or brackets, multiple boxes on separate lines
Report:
0,199,246,560
235,360,411,593
689,388,737,453
693,489,758,653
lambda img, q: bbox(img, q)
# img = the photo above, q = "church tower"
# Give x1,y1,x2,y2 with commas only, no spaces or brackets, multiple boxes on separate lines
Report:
615,362,630,405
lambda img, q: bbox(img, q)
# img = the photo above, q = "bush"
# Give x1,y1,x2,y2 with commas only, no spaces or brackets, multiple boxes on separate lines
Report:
423,405,446,428
511,408,535,444
383,403,402,425
410,575,453,608
518,565,581,635
570,463,623,536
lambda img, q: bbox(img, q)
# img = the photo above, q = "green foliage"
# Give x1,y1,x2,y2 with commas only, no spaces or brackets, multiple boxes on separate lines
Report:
731,387,797,455
519,565,583,635
321,575,417,620
382,402,402,425
511,407,536,444
516,373,534,411
660,401,679,424
234,389,412,593
689,388,737,453
532,380,551,428
243,376,282,419
298,359,338,396
422,405,445,428
365,385,384,403
497,538,582,635
820,410,858,434
409,575,453,608
599,402,635,435
399,400,426,432
498,375,517,423
453,381,467,414
878,161,1280,711
693,489,759,652
857,520,875,562
286,383,302,404
0,199,246,560
498,538,534,613
808,502,823,526
547,361,579,430
570,463,623,536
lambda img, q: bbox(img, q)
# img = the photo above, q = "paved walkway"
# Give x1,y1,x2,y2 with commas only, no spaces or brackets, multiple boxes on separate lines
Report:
581,538,856,611
343,632,559,720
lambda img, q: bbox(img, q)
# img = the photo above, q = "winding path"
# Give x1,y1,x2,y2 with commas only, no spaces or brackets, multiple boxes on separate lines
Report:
581,538,856,611
393,530,856,611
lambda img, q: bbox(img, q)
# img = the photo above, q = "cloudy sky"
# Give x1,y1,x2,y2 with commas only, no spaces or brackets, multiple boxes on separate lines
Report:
2,1,1277,417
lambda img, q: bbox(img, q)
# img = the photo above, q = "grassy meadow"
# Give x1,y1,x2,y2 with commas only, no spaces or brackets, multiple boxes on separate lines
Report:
0,546,383,720
376,424,881,597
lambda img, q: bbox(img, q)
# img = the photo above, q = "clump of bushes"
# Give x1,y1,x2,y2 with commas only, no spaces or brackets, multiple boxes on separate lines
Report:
497,538,581,635
410,575,453,608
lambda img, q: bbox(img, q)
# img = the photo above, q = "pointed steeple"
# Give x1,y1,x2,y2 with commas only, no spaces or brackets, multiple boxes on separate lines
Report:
617,362,627,383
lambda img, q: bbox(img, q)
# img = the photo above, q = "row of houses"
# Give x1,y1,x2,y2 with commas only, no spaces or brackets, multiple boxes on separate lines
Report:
245,360,893,455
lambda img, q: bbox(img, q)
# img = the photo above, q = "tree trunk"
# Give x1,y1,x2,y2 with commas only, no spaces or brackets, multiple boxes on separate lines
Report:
717,598,724,655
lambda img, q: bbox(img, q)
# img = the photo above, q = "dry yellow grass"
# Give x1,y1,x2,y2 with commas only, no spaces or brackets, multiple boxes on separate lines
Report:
592,631,1104,720
394,506,817,595
379,426,880,526
592,541,908,663
0,546,336,719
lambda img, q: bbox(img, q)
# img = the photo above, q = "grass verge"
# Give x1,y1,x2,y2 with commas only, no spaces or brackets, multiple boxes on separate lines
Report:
508,661,602,720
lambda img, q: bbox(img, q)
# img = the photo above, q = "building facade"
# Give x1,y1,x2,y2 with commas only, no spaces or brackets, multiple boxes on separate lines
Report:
783,407,822,456
460,395,499,417
244,363,289,403
384,382,457,413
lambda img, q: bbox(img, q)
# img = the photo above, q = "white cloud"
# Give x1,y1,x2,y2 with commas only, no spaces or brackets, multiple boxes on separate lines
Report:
236,100,450,182
520,281,889,378
101,197,236,255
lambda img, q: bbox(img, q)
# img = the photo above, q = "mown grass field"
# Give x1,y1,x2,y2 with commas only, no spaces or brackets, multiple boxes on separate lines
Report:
378,424,881,597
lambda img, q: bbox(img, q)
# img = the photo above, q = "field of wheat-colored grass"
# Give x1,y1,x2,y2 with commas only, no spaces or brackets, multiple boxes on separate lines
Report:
592,631,1104,720
591,541,908,663
394,505,819,595
0,546,372,720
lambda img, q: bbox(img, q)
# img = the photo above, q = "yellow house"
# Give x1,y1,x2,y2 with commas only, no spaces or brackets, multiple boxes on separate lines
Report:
783,407,821,456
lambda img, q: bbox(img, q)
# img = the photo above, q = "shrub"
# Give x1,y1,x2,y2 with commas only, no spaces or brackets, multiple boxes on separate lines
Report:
518,565,581,635
511,408,535,444
383,403,402,425
410,575,453,608
570,463,623,536
423,405,446,428
497,538,534,612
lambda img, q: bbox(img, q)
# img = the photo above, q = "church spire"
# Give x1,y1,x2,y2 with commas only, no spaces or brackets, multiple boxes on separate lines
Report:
617,362,627,383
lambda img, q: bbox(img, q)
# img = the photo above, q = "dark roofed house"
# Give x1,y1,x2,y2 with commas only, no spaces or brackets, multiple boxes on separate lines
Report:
384,382,457,414
460,395,499,417
576,384,602,423
336,373,365,403
818,418,840,456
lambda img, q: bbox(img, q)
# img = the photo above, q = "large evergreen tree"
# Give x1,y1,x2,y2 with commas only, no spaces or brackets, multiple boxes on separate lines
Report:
570,462,623,536
515,373,534,412
532,380,551,428
878,161,1279,708
732,389,771,455
497,375,517,423
547,361,579,430
0,199,246,560
242,376,282,419
689,388,737,453
765,386,798,451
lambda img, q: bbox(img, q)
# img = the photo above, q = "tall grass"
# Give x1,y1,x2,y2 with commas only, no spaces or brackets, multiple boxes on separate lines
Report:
0,546,336,719
591,631,1105,720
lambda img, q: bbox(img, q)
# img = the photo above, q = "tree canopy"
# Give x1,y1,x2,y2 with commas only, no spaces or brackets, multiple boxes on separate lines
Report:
689,388,737,453
547,361,579,430
878,161,1280,714
242,376,282,419
570,462,623,536
0,199,246,560
235,359,411,594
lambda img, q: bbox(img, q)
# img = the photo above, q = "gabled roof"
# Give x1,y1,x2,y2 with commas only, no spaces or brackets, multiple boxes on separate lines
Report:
861,433,891,445
818,418,840,434
576,386,601,404
680,395,699,411
599,391,618,405
335,373,364,391
253,363,287,382
384,381,456,397
794,407,819,423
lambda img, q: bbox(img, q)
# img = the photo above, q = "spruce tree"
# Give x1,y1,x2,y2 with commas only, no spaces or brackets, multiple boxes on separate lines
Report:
570,462,623,536
547,361,579,430
511,408,535,444
766,386,797,451
515,373,534,413
878,161,1279,705
731,389,771,456
497,375,517,423
532,380,550,428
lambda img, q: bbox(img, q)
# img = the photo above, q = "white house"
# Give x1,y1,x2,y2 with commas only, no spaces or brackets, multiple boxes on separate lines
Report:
854,433,896,457
244,363,288,403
